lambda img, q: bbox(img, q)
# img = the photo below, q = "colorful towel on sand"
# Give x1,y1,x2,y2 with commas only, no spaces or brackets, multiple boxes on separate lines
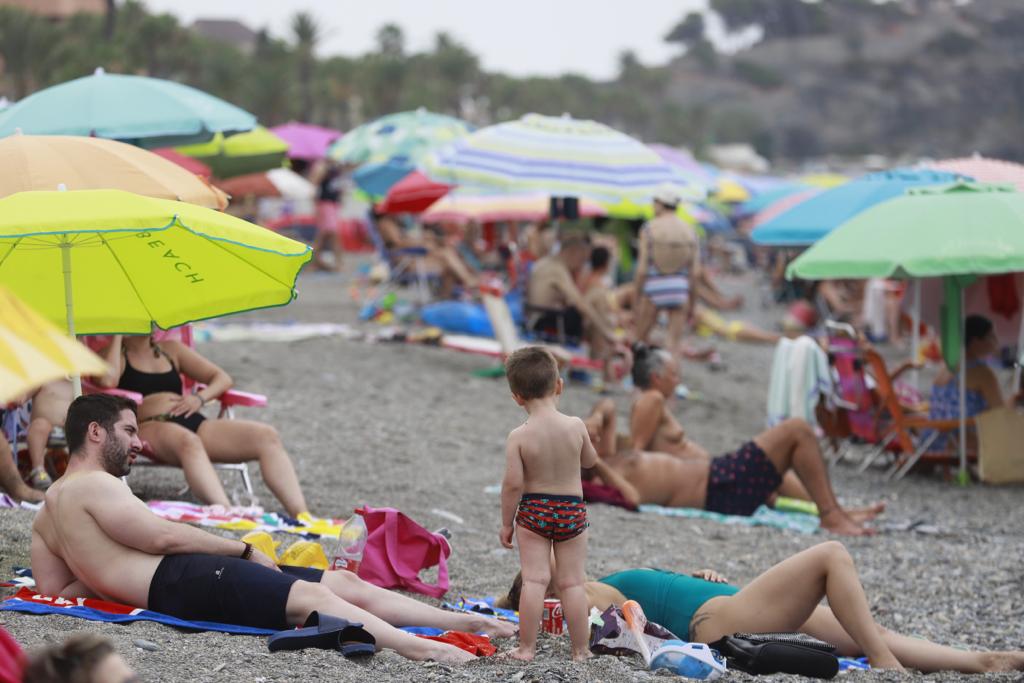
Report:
638,504,820,534
0,587,275,636
0,495,41,511
443,597,518,624
147,501,344,539
193,322,360,344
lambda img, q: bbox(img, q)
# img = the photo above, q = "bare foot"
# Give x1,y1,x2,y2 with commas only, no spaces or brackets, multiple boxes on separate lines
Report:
847,502,886,523
10,485,43,504
503,646,536,661
427,642,476,664
820,509,875,536
572,650,594,662
472,616,517,639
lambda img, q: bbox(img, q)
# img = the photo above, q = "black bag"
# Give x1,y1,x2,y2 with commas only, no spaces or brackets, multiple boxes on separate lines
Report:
710,632,840,679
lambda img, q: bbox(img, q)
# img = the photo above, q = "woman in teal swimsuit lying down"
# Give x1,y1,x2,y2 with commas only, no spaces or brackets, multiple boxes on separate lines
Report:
498,542,1024,673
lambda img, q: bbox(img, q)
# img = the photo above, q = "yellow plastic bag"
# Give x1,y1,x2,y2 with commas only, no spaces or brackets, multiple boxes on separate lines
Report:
278,540,329,570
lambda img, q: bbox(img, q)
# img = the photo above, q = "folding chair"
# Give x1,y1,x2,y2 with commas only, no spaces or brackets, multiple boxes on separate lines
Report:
858,349,975,480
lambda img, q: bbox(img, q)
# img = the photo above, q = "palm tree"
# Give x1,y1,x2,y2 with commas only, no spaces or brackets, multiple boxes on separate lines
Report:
291,11,321,121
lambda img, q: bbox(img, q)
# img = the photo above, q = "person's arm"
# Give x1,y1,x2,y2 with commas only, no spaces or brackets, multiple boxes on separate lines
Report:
83,475,277,570
164,341,233,417
630,392,664,452
589,455,641,508
634,225,650,299
499,433,524,549
975,366,1009,409
687,237,701,324
578,418,599,469
556,269,617,341
691,568,728,583
91,335,124,388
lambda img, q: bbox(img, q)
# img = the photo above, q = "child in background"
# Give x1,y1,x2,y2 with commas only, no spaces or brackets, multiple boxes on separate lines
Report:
499,347,597,662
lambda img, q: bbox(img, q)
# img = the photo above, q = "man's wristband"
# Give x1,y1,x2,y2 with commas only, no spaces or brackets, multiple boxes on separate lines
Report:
240,541,254,560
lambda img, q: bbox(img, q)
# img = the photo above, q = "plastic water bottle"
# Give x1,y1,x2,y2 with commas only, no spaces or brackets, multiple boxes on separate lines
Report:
330,514,368,572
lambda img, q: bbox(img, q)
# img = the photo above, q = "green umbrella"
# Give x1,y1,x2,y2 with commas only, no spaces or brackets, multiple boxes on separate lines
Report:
176,126,288,179
0,68,256,148
788,182,1024,482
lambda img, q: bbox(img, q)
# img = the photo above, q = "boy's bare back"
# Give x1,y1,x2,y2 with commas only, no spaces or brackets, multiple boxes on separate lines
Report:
509,409,597,497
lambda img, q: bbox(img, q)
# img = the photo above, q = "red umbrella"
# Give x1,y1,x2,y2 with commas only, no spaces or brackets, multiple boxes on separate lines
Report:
217,172,280,198
152,148,213,179
377,170,451,214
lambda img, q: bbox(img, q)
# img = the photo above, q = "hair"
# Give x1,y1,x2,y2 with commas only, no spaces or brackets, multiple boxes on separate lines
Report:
505,346,559,400
631,343,671,389
560,233,591,252
64,394,137,455
495,571,523,611
590,245,611,271
965,314,993,346
22,633,116,683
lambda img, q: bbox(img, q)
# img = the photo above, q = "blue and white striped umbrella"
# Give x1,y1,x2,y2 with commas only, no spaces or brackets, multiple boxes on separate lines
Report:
422,113,694,203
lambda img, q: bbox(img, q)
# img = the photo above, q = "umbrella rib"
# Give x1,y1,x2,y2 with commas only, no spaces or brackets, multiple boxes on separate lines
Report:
188,227,298,289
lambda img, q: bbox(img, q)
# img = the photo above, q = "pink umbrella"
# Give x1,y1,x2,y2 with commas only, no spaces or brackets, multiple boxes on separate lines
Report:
269,121,342,161
151,148,212,179
929,155,1024,192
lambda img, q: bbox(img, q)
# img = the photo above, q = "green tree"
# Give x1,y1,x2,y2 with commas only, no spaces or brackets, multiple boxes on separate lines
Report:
665,12,705,48
291,12,322,121
0,8,58,97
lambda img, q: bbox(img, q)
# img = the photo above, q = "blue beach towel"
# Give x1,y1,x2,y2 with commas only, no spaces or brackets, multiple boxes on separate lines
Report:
638,504,820,534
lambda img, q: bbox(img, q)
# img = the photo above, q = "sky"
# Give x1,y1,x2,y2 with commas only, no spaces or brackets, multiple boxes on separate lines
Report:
141,0,727,80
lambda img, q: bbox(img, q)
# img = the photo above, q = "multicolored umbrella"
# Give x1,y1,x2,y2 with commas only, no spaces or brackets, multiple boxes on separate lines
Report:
0,285,107,403
421,193,606,225
737,184,809,216
176,126,288,179
270,122,343,161
928,155,1024,192
751,168,964,246
0,189,311,337
330,109,471,196
0,135,227,209
377,171,452,214
748,189,819,231
0,68,256,148
422,113,692,202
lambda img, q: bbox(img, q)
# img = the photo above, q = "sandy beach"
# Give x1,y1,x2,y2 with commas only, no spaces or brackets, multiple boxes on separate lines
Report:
2,268,1022,682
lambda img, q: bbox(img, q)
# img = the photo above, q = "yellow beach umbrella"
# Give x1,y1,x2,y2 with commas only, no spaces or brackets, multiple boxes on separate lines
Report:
799,173,849,189
0,135,228,209
0,286,107,403
712,178,750,203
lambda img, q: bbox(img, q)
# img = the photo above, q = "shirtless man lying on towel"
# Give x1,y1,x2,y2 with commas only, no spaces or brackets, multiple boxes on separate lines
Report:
31,394,515,663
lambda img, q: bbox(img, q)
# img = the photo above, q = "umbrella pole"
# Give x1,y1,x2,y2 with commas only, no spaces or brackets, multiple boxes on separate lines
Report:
911,279,921,389
957,287,967,485
61,240,83,398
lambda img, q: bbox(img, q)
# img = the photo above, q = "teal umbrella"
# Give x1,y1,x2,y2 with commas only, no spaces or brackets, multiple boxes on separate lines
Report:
0,68,256,149
788,182,1024,482
329,109,471,196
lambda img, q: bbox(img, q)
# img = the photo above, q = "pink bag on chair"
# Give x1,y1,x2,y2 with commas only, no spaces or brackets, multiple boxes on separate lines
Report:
355,506,451,598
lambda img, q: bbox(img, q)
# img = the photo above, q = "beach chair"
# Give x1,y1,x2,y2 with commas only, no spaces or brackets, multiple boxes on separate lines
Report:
363,214,434,304
857,349,974,480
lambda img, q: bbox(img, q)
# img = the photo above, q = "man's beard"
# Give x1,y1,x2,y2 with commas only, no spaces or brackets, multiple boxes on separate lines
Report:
101,435,133,477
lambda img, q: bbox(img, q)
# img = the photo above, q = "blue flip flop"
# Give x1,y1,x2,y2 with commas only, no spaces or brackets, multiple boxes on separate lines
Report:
268,611,376,658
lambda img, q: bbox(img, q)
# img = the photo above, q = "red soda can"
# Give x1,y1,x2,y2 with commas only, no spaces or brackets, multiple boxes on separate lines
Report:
542,598,563,635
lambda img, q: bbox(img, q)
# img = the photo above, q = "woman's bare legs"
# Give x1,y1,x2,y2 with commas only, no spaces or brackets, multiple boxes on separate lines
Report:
802,604,1024,673
691,542,903,670
284,581,474,663
197,419,308,517
634,296,658,346
665,308,687,369
0,436,42,503
138,422,231,507
508,526,554,661
317,569,516,638
26,380,73,485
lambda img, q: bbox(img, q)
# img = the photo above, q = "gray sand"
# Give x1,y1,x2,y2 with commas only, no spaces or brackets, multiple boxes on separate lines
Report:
2,270,1022,682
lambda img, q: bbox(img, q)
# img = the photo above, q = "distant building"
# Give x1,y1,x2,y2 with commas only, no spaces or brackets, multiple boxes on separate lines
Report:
191,18,258,55
0,0,105,19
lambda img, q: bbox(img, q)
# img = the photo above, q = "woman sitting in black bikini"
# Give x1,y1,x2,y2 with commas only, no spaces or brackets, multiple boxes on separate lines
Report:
95,333,309,517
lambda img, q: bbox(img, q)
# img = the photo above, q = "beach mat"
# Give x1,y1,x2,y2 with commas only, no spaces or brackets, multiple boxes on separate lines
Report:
0,587,275,636
193,322,360,344
443,596,518,623
639,504,820,534
147,501,345,539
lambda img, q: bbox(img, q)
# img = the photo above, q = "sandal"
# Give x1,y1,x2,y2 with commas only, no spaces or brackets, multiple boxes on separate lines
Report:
28,468,52,491
268,611,376,658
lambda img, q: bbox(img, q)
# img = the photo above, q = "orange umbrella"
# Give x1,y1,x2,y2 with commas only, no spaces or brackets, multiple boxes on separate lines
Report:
0,135,227,209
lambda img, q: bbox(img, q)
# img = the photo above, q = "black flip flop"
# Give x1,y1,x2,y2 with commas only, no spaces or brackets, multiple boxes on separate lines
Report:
268,611,376,657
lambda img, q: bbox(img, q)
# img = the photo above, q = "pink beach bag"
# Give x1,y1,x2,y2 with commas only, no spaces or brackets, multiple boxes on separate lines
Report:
356,506,451,598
